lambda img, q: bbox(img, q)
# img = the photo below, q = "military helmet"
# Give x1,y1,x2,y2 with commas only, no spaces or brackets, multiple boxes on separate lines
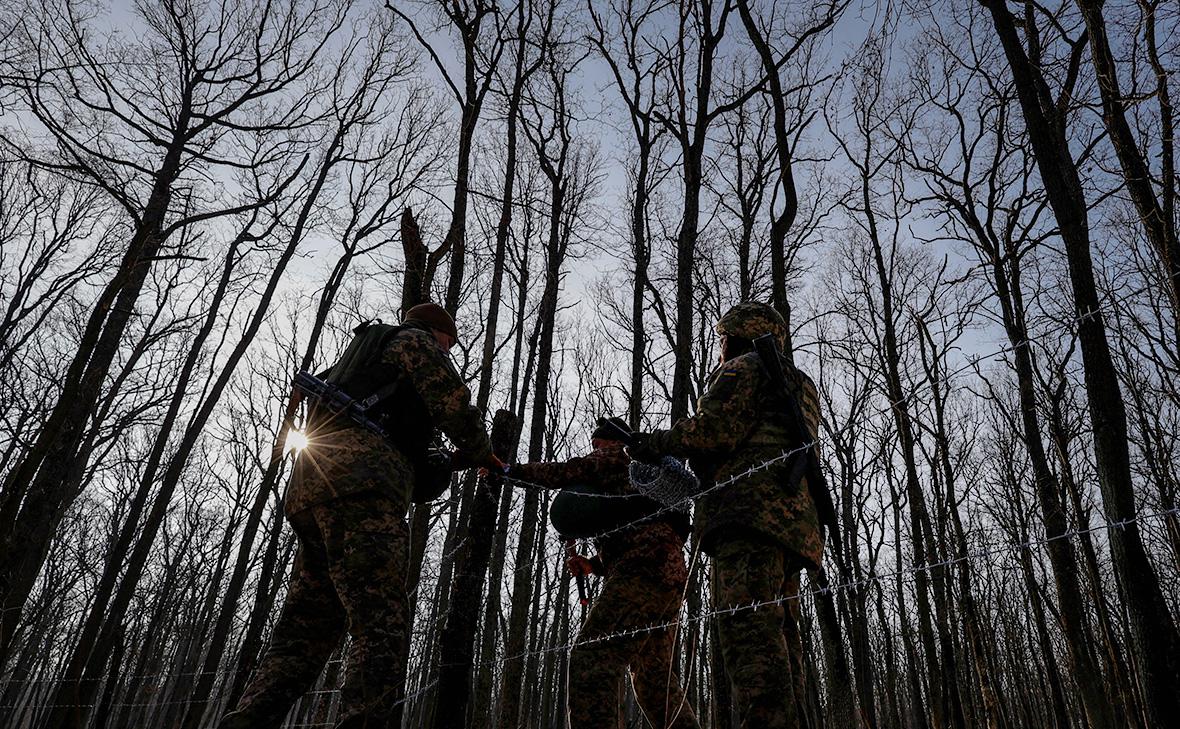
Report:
715,302,787,350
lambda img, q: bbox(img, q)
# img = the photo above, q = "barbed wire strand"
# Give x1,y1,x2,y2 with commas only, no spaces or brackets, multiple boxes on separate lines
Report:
4,292,1177,720
485,505,1180,666
12,496,1173,715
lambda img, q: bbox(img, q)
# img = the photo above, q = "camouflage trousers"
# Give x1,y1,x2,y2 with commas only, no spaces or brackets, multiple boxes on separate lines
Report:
711,537,806,729
568,555,700,729
220,494,409,729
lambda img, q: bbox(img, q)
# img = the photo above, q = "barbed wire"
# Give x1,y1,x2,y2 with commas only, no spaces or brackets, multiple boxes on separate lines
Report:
484,505,1180,666
0,438,882,727
5,276,1178,724
498,442,814,539
6,441,1177,723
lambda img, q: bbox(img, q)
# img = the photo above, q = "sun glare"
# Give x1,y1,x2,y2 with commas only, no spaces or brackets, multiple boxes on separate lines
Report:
286,428,310,454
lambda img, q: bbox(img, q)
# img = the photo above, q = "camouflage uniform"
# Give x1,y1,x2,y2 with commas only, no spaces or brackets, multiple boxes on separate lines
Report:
640,303,823,729
221,321,492,729
512,444,700,729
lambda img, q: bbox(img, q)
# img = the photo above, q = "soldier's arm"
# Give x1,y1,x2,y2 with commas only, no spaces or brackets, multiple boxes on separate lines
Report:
646,356,760,457
512,451,612,489
385,330,493,463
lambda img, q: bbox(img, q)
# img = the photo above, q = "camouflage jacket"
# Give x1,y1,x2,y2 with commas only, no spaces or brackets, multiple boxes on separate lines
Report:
645,352,823,568
286,323,492,515
382,324,492,460
511,444,686,573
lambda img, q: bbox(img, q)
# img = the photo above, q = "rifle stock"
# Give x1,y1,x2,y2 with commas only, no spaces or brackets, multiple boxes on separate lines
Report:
292,371,388,437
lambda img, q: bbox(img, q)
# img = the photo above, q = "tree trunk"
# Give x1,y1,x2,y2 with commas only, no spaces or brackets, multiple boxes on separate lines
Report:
917,318,1005,729
0,131,189,661
630,146,652,430
861,155,950,729
433,410,521,728
981,5,1180,723
224,505,291,708
735,0,801,353
1074,0,1180,348
41,221,255,727
497,159,567,729
811,567,857,729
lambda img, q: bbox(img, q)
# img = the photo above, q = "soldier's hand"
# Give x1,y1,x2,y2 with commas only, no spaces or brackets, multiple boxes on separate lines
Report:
478,454,509,480
566,555,595,578
625,433,661,464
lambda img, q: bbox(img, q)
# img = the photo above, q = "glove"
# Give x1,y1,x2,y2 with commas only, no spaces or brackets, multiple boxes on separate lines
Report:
566,554,595,578
478,454,509,479
625,432,662,464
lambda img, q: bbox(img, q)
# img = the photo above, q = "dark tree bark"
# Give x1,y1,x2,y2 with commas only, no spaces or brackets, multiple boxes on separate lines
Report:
915,316,1006,729
981,4,1180,723
400,207,430,314
433,410,521,728
1074,0,1180,349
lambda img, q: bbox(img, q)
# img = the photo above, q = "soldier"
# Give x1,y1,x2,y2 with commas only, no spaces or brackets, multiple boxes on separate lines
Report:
220,302,502,729
628,302,826,729
507,417,700,729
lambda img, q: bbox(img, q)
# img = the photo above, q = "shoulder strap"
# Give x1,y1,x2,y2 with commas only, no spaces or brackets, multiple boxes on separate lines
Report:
752,336,839,539
325,321,398,387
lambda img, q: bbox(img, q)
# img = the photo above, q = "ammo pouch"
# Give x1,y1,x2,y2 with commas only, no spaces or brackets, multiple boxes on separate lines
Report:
409,446,453,504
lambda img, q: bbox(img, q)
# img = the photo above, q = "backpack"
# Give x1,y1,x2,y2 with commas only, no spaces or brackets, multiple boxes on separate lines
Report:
549,485,690,540
319,320,450,503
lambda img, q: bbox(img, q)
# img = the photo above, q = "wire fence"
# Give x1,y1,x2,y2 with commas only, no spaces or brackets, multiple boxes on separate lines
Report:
4,299,1179,725
6,453,1176,724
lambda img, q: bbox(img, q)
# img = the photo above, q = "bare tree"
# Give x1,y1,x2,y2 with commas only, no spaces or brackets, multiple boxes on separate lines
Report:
735,0,846,354
498,3,599,723
1073,0,1180,349
0,0,347,662
900,11,1126,724
387,0,507,314
980,2,1180,722
828,31,967,727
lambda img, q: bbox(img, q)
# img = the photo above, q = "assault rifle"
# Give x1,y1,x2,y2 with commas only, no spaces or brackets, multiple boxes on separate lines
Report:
752,335,840,542
291,371,388,438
